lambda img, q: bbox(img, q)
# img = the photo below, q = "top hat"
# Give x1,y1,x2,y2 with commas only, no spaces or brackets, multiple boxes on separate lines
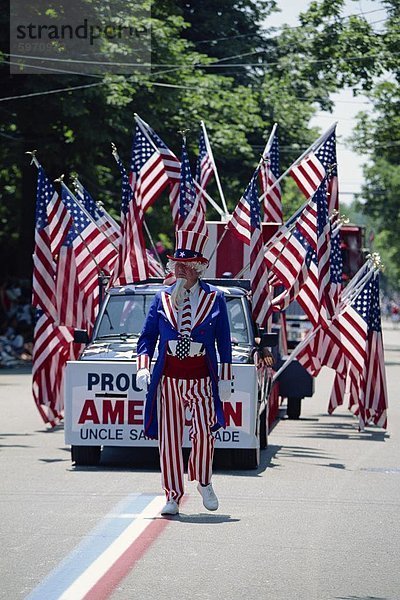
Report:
167,230,209,264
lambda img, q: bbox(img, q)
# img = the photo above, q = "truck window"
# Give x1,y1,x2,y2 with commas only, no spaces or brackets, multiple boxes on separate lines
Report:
96,295,155,338
226,297,251,345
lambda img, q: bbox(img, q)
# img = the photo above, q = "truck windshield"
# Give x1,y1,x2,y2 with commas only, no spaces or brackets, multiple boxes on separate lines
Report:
96,294,156,338
95,294,251,344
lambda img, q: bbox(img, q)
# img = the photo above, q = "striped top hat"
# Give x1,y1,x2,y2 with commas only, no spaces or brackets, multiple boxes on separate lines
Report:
167,230,209,264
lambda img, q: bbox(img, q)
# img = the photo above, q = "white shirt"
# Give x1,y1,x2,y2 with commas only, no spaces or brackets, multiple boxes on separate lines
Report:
170,281,203,357
176,281,200,331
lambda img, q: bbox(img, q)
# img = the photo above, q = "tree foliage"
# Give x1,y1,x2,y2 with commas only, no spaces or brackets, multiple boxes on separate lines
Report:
0,0,397,285
351,1,400,290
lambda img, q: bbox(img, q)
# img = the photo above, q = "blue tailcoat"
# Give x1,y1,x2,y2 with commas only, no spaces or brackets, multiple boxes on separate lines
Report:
137,281,232,439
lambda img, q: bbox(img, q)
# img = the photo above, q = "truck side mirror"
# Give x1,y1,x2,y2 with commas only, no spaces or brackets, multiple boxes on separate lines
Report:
260,332,278,348
74,329,89,344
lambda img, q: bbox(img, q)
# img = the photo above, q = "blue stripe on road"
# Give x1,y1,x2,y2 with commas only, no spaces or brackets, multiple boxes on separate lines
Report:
26,493,157,600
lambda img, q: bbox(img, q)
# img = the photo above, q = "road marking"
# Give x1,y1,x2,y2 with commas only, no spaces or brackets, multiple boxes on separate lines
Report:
26,493,170,600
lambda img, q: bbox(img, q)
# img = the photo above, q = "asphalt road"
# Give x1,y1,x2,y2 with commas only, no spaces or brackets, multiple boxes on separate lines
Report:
1,323,399,600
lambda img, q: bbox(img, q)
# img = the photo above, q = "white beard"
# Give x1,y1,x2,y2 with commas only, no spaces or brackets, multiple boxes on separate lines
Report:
171,277,187,309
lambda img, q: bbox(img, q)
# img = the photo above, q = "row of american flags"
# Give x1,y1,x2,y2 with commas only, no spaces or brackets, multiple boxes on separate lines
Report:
31,114,387,430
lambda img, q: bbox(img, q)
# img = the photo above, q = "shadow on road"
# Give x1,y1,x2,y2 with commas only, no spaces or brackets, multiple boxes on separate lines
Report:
69,444,285,476
292,421,389,442
216,443,283,478
274,445,334,460
0,431,35,449
335,595,389,600
172,513,240,524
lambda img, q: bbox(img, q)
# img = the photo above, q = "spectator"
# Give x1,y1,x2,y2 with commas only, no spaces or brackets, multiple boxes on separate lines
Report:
391,301,400,329
0,279,34,367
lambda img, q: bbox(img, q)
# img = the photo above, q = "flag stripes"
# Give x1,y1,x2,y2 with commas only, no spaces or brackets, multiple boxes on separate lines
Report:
260,132,282,223
228,169,270,326
290,153,325,197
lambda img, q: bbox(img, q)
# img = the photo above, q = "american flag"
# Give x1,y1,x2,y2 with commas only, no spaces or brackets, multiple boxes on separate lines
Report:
297,324,347,378
265,197,317,292
269,246,315,316
146,249,166,278
296,225,343,328
330,273,373,374
290,130,339,215
329,226,343,307
296,260,366,389
135,118,181,226
326,274,387,428
297,271,374,388
60,186,119,326
32,168,71,321
361,274,388,428
327,357,358,415
75,182,121,246
259,132,282,223
54,221,87,329
179,140,207,235
109,156,149,285
195,128,213,213
315,182,333,324
32,310,75,426
272,183,332,325
328,369,347,414
228,169,270,326
130,124,171,214
266,182,335,327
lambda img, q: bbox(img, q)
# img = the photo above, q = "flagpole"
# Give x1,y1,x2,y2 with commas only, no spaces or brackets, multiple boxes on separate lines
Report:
258,122,338,204
193,180,226,217
341,261,371,300
134,114,226,218
258,122,278,166
25,150,40,169
110,142,165,274
200,120,229,217
339,265,376,310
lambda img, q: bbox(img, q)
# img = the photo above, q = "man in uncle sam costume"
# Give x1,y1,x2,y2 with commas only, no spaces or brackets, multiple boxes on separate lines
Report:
136,229,233,516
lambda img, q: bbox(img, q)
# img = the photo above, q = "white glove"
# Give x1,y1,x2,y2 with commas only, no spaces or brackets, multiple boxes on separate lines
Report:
218,379,232,402
136,368,151,390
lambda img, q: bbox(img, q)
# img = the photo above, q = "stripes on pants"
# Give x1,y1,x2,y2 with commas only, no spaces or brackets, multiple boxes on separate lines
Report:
159,375,215,503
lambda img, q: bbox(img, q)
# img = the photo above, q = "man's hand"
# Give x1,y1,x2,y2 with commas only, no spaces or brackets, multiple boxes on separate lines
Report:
218,379,232,402
136,368,151,390
261,348,275,367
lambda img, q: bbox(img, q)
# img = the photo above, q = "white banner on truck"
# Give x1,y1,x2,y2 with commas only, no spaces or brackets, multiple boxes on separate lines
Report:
64,361,259,450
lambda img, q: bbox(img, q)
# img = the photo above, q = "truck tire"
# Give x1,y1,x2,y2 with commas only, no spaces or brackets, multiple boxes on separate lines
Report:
259,409,268,450
71,445,101,466
287,397,302,420
233,447,260,470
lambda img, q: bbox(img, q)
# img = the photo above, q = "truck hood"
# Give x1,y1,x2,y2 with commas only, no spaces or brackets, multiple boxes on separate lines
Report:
79,338,254,364
80,339,137,361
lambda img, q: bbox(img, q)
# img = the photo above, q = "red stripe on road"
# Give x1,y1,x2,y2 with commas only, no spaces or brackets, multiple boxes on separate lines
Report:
83,503,185,600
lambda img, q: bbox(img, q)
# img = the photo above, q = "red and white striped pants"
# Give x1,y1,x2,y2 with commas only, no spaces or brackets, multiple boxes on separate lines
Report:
159,375,216,503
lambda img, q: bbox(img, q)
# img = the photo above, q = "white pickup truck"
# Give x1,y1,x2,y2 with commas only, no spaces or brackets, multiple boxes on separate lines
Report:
64,279,284,469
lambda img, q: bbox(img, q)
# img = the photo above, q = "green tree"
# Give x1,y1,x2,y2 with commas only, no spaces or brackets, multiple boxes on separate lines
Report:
1,0,396,284
351,0,400,290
